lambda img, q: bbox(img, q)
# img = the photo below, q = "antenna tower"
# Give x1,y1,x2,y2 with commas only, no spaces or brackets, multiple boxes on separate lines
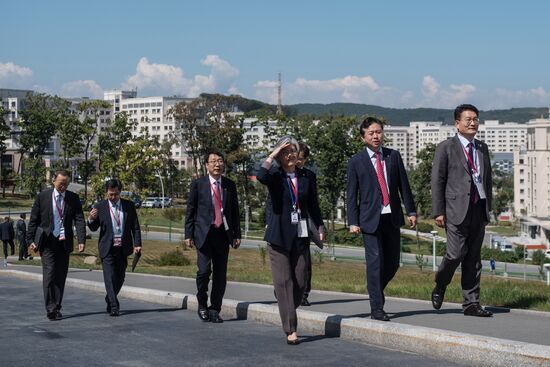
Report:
276,72,283,116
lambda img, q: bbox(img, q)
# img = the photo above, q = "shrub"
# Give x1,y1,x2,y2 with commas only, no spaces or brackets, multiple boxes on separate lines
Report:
480,248,518,263
416,222,434,233
531,250,545,266
158,250,191,266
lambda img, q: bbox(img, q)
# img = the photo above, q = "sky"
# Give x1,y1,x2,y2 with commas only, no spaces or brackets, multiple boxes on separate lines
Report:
1,0,550,109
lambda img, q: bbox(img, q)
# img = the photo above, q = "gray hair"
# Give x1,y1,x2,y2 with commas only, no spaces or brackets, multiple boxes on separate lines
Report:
273,135,299,164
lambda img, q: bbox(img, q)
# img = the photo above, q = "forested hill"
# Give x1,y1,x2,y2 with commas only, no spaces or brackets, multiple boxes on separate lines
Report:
199,94,548,125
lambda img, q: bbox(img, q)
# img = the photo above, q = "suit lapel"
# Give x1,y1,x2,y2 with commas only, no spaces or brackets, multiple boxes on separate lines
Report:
202,176,214,216
382,148,392,189
453,135,470,174
221,177,228,211
475,139,484,178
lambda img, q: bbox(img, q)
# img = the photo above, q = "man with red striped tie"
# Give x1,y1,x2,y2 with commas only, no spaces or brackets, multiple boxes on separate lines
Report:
185,150,241,323
347,117,417,321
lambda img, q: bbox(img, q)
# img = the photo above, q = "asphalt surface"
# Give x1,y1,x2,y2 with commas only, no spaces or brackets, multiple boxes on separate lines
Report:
0,275,467,367
5,263,550,347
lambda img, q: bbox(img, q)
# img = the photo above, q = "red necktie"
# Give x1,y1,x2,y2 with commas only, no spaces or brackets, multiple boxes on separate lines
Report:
213,181,223,227
468,143,479,204
375,151,390,206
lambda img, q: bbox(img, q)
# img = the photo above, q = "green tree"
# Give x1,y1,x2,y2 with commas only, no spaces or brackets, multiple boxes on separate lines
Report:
57,112,85,167
95,111,136,178
408,143,436,218
16,93,69,190
492,167,513,221
74,100,112,200
21,157,46,198
306,115,362,230
0,106,12,197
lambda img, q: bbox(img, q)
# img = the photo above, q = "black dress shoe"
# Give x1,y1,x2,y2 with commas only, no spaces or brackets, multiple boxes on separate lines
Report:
198,308,210,322
431,287,445,310
106,304,111,313
209,310,223,323
370,309,390,321
286,338,300,345
110,309,120,317
301,297,311,307
464,304,493,317
47,310,61,321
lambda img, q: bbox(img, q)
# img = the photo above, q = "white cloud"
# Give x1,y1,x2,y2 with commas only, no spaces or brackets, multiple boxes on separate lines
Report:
417,76,476,108
122,56,240,97
421,75,440,97
61,80,103,98
0,61,33,87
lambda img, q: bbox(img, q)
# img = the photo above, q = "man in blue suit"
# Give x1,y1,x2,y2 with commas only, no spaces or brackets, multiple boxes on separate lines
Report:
347,117,417,321
88,179,142,316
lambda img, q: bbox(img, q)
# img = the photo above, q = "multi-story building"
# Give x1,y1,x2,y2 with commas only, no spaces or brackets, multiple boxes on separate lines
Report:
115,93,194,168
513,114,550,245
385,120,527,170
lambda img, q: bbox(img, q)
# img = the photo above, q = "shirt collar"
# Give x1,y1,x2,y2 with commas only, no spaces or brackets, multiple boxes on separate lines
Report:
366,146,383,159
109,199,121,208
457,133,474,148
209,175,221,185
53,188,64,198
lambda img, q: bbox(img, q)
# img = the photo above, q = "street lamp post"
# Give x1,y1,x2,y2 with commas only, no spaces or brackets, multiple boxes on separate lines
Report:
155,170,165,209
431,230,438,272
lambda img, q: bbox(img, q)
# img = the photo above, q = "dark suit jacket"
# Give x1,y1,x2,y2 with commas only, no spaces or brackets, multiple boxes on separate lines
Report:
347,147,416,233
0,221,14,241
16,219,26,243
185,175,241,249
87,199,142,259
431,135,492,225
27,188,86,252
257,165,324,251
265,166,324,248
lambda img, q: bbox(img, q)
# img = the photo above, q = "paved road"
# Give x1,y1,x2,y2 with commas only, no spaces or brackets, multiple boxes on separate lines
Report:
0,275,467,367
5,264,550,347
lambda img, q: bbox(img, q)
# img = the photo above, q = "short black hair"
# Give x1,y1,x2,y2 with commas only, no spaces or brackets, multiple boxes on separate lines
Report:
105,178,123,192
454,104,479,121
359,117,384,136
298,143,310,159
204,150,225,164
20,213,26,219
53,169,71,180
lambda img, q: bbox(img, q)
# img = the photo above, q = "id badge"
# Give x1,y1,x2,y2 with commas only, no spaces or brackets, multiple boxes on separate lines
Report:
59,233,65,241
291,211,299,224
474,180,486,199
222,215,229,231
297,219,308,238
114,235,122,247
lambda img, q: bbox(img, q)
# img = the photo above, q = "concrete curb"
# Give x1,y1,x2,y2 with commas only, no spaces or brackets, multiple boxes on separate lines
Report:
2,269,549,367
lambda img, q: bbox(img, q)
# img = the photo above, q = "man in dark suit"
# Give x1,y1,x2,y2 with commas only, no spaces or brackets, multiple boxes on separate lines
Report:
185,150,241,323
431,104,493,317
17,213,31,261
1,216,15,260
28,170,86,321
347,117,417,321
87,179,142,316
295,143,324,306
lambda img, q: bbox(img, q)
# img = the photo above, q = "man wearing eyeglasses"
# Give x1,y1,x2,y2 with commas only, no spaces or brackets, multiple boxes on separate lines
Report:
431,104,493,317
27,170,86,321
185,150,241,323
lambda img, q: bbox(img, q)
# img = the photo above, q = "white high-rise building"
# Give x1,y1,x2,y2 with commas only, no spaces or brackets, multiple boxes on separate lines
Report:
385,120,527,170
513,114,550,245
116,94,194,168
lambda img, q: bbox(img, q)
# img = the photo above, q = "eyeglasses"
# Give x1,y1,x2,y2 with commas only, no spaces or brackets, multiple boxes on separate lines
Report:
208,159,225,165
461,118,479,125
281,149,297,156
